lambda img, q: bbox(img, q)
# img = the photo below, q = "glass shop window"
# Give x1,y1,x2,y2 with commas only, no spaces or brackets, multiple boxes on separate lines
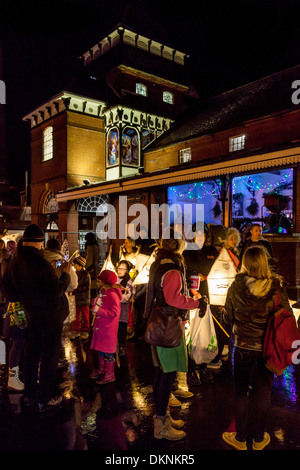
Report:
167,179,223,226
232,168,294,234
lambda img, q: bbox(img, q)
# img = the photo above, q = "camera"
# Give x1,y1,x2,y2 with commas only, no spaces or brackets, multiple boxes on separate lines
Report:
55,260,63,268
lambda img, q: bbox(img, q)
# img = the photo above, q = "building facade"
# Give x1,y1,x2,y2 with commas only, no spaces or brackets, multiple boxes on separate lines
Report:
23,22,196,258
23,19,300,300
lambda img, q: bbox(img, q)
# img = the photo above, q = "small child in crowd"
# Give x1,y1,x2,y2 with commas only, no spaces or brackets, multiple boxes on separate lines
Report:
90,270,123,384
117,260,135,356
70,256,91,341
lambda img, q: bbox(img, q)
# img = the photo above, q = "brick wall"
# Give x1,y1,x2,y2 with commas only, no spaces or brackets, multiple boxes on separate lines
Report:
144,108,300,172
66,112,106,187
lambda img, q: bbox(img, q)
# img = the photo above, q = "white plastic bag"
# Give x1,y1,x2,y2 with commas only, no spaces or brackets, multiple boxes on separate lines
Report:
188,304,218,364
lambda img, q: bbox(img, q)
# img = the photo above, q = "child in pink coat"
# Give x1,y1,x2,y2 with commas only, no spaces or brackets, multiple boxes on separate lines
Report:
90,270,123,384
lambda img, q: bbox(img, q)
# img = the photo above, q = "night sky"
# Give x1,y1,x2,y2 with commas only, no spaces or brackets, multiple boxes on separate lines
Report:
1,0,300,189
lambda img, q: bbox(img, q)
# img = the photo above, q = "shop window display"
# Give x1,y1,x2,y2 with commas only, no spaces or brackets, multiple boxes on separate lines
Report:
232,168,294,234
168,180,223,227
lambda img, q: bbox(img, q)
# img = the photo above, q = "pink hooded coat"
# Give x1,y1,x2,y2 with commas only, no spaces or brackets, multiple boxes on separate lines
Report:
91,286,122,354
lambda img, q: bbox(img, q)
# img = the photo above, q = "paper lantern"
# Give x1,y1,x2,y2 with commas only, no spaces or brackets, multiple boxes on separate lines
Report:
133,250,156,285
101,246,117,274
207,247,237,306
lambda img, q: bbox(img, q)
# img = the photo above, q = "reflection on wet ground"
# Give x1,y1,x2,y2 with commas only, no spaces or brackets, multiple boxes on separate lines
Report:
0,323,300,452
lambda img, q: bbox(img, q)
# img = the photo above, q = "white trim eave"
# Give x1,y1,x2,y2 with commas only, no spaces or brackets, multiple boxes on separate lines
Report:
23,91,107,128
56,146,300,202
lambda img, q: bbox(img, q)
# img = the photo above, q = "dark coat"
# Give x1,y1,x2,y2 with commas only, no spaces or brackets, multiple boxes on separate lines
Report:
223,272,292,351
184,244,219,298
239,237,274,269
73,269,91,306
1,245,70,327
144,249,187,321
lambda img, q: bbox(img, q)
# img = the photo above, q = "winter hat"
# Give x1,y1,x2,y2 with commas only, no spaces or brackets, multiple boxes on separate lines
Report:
73,256,86,268
96,269,117,286
23,224,45,242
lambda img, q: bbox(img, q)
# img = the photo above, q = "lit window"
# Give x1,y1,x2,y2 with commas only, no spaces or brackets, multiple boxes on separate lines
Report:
42,126,53,161
163,91,174,104
229,134,245,152
179,148,191,164
136,83,147,96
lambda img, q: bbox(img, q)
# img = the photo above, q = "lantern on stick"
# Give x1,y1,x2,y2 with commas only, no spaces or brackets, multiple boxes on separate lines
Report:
207,248,237,306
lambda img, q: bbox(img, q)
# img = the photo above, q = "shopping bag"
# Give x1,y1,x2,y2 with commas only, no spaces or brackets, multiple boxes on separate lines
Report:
64,293,76,324
188,304,218,364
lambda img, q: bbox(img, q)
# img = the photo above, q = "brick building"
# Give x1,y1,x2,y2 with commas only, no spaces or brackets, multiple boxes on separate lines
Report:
23,18,196,257
22,14,300,299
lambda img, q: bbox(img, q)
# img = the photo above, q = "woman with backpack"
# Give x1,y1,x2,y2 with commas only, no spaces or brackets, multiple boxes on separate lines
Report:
222,245,292,451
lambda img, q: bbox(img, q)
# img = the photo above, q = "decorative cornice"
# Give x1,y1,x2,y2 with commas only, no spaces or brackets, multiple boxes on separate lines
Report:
80,27,188,67
23,92,107,128
103,104,173,132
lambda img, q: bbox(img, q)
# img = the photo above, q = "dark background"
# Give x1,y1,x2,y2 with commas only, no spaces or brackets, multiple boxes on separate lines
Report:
1,0,300,189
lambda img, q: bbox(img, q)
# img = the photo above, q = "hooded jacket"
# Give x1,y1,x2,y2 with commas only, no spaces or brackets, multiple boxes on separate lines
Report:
90,286,123,353
223,272,293,351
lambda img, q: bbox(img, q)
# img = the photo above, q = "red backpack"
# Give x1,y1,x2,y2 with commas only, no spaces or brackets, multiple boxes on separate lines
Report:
263,292,300,376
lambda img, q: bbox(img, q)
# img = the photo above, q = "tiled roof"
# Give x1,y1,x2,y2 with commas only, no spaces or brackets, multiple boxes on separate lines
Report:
145,63,300,150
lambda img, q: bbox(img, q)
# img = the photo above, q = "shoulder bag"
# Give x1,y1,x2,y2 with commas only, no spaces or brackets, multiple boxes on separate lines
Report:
145,303,183,348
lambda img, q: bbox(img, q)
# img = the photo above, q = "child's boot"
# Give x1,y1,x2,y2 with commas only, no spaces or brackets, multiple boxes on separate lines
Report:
96,360,115,384
89,357,105,379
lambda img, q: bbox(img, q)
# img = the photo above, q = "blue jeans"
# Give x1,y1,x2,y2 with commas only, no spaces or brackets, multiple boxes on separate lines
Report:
234,347,274,442
98,351,115,362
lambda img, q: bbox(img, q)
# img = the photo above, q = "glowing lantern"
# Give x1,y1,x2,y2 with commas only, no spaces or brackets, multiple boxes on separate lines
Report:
133,250,156,286
101,246,117,274
207,247,237,306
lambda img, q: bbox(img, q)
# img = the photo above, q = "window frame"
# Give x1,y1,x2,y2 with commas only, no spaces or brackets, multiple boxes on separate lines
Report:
163,90,174,104
229,134,246,152
42,126,54,162
136,82,147,97
179,147,192,164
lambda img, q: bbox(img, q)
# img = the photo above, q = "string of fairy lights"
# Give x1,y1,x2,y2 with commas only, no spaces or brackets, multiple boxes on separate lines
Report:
168,170,293,201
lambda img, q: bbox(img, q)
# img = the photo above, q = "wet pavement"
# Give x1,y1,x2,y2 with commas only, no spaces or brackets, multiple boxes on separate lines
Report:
0,322,300,456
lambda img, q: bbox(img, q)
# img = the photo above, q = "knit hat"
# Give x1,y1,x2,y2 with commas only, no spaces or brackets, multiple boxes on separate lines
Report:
23,224,45,242
73,256,86,268
96,269,117,285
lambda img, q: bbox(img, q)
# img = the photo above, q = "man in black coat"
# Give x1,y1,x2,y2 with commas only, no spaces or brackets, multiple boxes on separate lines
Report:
239,223,274,269
2,224,71,412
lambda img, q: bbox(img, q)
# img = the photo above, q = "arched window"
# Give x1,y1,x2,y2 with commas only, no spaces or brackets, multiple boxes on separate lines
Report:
136,83,147,97
42,126,53,161
163,91,174,104
77,196,108,214
42,190,58,214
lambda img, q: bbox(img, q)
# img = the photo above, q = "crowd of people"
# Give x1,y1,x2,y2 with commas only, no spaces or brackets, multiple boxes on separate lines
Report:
0,220,296,450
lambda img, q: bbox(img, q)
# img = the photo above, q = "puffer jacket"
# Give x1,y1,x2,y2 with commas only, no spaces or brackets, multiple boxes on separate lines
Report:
223,272,293,351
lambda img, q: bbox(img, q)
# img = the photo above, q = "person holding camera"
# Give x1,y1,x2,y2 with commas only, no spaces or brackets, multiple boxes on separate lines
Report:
1,224,72,413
